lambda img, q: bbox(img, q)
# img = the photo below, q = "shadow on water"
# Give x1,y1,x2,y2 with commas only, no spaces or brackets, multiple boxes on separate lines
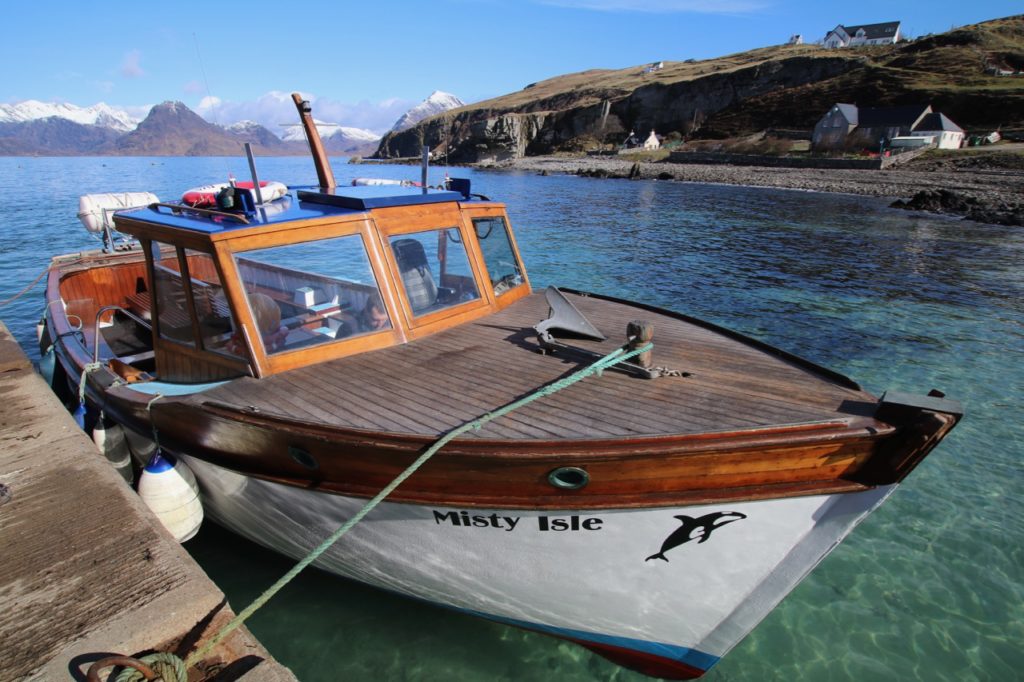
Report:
2,158,1022,681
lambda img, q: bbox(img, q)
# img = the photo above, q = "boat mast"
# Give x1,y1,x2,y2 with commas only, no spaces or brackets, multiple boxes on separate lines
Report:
291,93,336,189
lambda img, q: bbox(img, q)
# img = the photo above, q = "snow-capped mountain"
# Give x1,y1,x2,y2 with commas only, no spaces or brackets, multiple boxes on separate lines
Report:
0,100,140,132
280,119,379,144
390,91,464,133
279,118,380,154
226,120,263,134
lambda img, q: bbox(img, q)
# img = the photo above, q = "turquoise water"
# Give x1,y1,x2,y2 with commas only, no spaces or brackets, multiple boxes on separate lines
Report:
2,157,1021,680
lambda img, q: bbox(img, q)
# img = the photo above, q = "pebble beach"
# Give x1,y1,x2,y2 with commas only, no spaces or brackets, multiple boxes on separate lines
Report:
487,152,1024,225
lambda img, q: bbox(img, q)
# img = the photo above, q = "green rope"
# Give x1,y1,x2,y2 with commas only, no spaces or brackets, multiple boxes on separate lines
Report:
183,340,653,667
78,361,104,405
145,394,165,451
114,652,187,682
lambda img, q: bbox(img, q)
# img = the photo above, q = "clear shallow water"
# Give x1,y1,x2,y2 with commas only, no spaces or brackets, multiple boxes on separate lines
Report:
2,157,1021,681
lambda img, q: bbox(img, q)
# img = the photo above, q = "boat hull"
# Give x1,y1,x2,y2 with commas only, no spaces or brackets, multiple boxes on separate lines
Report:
184,455,895,679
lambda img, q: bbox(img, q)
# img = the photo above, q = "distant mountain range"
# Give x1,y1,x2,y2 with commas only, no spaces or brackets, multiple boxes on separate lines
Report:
0,100,139,132
279,119,383,154
0,91,464,156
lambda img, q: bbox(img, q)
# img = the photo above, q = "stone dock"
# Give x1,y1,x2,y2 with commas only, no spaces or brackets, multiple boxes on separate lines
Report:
0,321,295,681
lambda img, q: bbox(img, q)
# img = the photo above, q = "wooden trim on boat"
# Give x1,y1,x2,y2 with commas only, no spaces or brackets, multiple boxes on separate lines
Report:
126,395,910,509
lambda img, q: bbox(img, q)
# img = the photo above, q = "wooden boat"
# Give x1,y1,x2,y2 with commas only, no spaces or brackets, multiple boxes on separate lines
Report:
40,94,962,679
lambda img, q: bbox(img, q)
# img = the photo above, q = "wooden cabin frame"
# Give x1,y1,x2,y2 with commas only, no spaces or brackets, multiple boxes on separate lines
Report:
87,195,532,383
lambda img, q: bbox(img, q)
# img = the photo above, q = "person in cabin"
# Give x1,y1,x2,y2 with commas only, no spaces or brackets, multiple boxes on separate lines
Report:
357,295,390,332
250,292,289,351
225,292,289,354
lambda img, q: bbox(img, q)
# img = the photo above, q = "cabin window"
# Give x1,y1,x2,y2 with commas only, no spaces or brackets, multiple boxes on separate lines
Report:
233,234,390,355
182,249,242,359
389,228,480,316
472,217,524,296
151,244,196,347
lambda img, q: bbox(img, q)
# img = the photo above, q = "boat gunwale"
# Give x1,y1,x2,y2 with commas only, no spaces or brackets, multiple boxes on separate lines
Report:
181,396,894,456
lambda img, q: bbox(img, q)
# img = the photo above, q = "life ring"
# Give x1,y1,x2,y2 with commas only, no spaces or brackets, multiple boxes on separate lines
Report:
182,180,288,207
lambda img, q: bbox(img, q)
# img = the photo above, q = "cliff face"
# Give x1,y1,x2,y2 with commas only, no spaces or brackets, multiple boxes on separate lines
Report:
376,55,860,161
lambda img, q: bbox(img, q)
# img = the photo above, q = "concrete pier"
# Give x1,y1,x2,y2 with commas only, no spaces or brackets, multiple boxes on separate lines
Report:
0,322,295,682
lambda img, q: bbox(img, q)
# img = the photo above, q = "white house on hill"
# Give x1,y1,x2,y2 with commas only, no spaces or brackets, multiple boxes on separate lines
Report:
824,21,901,48
643,131,660,150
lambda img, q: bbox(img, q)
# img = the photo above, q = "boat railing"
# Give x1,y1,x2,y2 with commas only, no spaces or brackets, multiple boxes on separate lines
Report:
92,305,154,365
148,201,250,224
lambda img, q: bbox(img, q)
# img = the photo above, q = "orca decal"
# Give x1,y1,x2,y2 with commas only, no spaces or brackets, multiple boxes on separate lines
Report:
645,511,747,562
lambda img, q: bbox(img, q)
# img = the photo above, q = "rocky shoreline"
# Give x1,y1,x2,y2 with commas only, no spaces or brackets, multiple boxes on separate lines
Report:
483,154,1024,226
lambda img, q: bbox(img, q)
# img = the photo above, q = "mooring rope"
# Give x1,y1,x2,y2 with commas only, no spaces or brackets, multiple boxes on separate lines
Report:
77,362,105,406
0,268,47,308
180,341,653,668
110,652,186,682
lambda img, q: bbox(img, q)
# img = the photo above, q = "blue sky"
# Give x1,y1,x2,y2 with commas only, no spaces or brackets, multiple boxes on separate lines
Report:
2,1,1019,133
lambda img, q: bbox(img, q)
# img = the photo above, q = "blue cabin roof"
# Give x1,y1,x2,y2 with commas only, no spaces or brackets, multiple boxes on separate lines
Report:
117,186,466,235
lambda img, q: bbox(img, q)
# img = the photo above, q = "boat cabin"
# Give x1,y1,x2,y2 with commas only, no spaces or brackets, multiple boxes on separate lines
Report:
90,184,529,383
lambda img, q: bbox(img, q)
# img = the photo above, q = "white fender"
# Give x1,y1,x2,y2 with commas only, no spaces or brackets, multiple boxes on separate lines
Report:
77,192,159,234
123,428,158,468
137,451,203,542
92,417,133,485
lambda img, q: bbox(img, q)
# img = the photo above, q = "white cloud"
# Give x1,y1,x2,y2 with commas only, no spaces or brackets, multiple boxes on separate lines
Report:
195,90,415,136
120,50,145,78
534,0,765,12
197,95,222,110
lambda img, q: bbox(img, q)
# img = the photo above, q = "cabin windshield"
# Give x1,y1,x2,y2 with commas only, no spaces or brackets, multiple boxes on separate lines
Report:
472,217,524,296
389,228,480,316
233,234,391,355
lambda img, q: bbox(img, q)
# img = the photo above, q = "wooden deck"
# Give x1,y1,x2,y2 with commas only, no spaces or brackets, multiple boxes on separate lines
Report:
187,291,874,441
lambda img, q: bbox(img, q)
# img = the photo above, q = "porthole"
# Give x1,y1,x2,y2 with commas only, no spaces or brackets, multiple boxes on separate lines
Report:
548,466,589,490
288,445,318,470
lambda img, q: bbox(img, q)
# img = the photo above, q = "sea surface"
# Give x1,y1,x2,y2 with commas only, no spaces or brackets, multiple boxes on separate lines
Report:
1,156,1021,681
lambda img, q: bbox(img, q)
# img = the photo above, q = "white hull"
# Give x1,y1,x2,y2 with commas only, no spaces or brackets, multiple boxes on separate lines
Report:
185,456,895,676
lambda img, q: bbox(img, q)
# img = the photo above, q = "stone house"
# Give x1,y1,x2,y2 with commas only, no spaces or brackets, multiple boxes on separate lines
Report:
811,103,859,150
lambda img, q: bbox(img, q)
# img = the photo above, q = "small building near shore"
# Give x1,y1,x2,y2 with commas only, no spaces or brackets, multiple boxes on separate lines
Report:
812,103,964,151
642,130,661,150
910,112,965,149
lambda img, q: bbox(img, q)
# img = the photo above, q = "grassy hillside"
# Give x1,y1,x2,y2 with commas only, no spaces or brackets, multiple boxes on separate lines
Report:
406,14,1024,156
706,14,1024,136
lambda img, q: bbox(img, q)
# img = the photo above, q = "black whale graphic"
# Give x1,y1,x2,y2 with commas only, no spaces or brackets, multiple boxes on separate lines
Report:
645,511,747,562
